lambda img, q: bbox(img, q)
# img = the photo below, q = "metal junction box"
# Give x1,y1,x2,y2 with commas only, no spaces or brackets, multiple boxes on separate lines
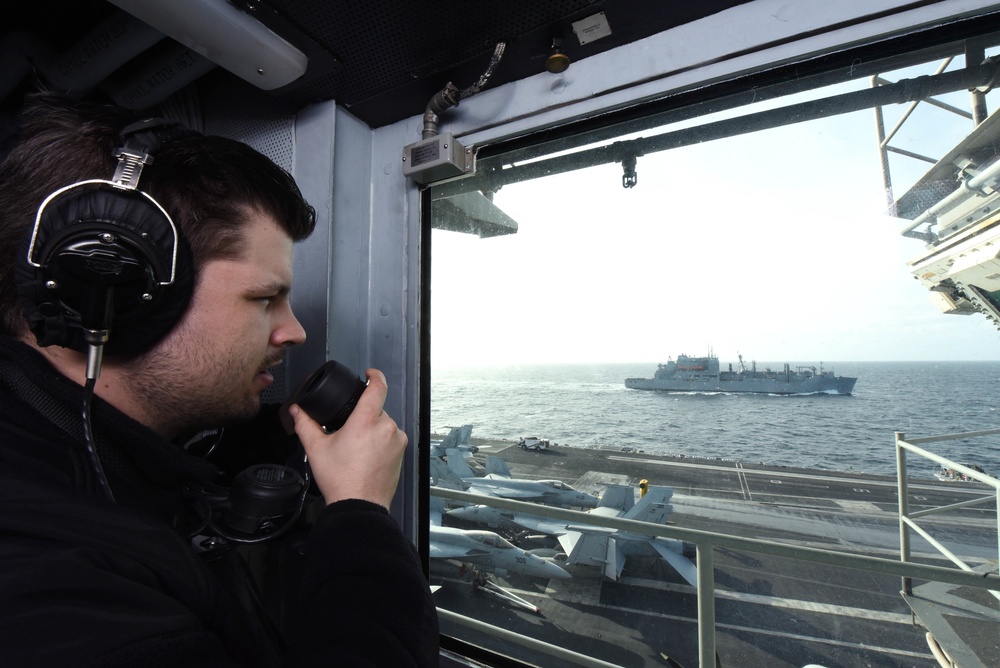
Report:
402,133,473,184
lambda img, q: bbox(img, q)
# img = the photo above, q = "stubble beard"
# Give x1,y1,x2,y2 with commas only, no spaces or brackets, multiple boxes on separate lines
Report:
123,338,264,439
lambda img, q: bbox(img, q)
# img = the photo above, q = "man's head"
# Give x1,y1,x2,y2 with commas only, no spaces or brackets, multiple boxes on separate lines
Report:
0,91,316,341
0,91,317,437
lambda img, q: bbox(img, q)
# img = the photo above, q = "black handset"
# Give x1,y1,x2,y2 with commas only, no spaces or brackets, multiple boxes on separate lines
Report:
279,360,367,435
186,361,366,545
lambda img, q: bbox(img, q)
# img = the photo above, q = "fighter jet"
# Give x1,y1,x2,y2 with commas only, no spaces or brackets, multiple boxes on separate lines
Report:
445,485,637,537
437,450,600,509
449,484,697,586
429,525,571,581
428,496,570,581
558,485,697,586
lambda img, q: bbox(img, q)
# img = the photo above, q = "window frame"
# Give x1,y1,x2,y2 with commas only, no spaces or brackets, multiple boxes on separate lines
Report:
416,6,1000,666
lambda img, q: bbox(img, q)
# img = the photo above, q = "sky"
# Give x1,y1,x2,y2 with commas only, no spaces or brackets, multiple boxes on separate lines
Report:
430,61,1000,366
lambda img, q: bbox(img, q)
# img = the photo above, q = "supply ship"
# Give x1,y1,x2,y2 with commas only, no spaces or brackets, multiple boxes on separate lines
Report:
625,353,857,395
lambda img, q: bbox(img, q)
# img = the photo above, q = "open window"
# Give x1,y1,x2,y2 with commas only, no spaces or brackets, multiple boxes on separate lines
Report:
427,18,1000,668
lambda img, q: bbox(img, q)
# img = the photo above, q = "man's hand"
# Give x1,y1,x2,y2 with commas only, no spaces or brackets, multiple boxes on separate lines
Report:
288,369,407,509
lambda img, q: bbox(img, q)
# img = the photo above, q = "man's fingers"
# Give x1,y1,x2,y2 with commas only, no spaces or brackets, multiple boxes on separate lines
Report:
288,404,326,445
287,368,408,508
353,368,389,418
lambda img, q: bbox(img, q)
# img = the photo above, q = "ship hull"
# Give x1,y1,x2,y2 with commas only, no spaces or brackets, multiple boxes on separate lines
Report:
625,353,857,395
624,376,857,395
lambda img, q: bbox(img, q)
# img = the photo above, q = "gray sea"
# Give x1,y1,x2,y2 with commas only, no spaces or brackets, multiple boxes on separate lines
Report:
431,361,1000,479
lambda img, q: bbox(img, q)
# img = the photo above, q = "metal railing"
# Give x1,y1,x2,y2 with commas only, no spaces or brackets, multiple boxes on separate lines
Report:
433,476,1000,668
895,428,1000,600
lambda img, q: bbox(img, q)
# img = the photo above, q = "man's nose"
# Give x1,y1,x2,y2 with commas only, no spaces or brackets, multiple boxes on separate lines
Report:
273,304,307,347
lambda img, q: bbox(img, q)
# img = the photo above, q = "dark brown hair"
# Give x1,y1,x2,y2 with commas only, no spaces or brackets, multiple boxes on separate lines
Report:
0,91,316,337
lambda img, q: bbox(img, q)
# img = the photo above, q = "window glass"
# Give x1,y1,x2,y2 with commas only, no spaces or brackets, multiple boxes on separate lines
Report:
430,42,1000,668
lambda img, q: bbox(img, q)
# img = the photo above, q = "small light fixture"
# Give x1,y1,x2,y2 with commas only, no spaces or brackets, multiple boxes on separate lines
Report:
545,38,570,74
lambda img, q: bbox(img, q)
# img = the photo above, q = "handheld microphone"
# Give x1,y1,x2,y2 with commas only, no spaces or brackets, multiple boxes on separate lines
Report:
279,360,367,434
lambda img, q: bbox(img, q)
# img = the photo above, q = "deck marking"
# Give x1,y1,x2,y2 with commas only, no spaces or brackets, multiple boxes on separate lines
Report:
600,601,933,660
834,499,882,512
736,461,753,500
616,576,913,623
508,580,931,661
607,455,989,496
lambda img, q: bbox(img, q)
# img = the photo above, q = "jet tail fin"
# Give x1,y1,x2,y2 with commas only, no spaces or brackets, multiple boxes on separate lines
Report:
485,455,512,478
432,456,468,489
428,496,445,526
446,449,477,477
598,484,635,513
440,426,462,448
623,486,674,525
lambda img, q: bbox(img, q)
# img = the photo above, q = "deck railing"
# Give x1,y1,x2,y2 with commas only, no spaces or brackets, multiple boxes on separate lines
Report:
895,428,1000,600
433,450,1000,667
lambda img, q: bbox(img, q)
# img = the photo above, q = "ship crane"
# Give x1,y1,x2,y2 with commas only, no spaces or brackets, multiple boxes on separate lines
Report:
737,353,747,373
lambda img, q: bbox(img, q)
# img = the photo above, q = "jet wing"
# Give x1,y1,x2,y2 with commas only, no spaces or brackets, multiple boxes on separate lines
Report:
428,542,490,560
470,485,539,500
605,538,625,580
556,531,579,560
557,530,624,579
649,539,698,586
514,515,570,536
558,530,611,567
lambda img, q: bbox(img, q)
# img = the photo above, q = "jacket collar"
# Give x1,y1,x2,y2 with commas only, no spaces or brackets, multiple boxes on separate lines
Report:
0,336,218,496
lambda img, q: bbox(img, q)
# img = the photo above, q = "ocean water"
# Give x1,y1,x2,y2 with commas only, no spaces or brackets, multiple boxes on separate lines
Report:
431,361,1000,478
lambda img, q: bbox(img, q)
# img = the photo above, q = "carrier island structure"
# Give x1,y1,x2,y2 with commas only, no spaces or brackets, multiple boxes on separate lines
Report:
625,353,857,395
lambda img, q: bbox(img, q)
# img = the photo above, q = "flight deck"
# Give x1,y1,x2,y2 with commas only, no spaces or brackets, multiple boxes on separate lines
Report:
433,440,1000,668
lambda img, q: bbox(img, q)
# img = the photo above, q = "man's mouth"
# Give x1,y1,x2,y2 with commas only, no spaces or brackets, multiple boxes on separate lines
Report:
257,359,283,384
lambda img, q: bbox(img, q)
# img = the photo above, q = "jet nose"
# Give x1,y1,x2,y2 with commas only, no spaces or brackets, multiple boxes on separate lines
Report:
446,506,478,520
541,558,572,580
447,504,493,521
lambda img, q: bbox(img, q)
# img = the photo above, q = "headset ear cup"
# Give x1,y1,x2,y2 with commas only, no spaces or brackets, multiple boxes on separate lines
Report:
15,182,194,355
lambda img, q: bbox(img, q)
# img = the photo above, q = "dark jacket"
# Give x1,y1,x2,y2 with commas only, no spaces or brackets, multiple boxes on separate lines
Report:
0,337,439,667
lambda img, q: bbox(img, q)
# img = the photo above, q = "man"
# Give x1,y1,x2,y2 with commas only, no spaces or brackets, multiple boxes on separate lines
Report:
0,92,438,666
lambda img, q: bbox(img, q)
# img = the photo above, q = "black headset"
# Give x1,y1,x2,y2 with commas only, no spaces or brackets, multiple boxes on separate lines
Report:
15,118,195,361
12,118,197,504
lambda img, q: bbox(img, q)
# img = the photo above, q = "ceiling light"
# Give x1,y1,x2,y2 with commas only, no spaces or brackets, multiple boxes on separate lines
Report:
108,0,308,90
